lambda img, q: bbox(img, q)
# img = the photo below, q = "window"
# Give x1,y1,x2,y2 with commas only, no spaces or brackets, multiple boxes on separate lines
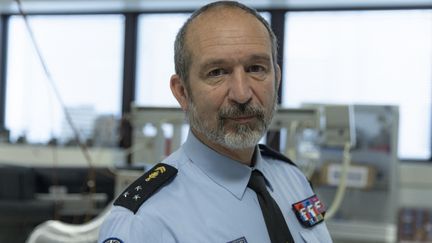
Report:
6,15,124,144
283,10,432,160
135,14,190,107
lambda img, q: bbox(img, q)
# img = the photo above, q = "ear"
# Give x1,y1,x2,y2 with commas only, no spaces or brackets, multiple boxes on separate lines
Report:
170,74,189,111
275,64,281,90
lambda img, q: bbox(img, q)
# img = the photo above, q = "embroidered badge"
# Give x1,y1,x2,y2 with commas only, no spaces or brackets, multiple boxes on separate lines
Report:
292,194,326,227
145,165,167,182
102,237,123,243
227,236,248,243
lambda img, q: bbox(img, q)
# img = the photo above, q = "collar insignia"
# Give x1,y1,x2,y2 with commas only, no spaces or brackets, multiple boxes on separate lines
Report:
145,165,167,182
292,194,326,227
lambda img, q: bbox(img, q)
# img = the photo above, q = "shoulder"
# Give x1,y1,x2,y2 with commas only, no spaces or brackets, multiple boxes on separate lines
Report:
113,148,191,214
98,206,175,243
259,144,313,190
258,144,296,166
113,162,178,214
99,150,188,243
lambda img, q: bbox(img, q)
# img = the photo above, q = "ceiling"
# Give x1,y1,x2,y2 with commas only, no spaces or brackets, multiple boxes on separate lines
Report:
2,0,432,13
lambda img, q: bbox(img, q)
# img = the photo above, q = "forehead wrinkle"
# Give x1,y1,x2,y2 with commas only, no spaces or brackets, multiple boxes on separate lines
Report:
192,36,272,63
197,36,269,49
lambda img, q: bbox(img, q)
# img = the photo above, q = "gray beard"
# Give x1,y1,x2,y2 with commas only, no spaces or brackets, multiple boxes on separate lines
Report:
187,98,277,149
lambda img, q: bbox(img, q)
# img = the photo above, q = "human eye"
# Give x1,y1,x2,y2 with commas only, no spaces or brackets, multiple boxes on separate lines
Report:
246,65,267,74
207,68,227,78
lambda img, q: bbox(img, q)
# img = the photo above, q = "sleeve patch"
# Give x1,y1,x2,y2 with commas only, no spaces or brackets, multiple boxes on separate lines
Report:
292,194,326,227
114,163,178,214
102,238,123,243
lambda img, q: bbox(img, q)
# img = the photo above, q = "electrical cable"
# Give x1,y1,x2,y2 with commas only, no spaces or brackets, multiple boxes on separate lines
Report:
325,142,352,220
285,120,298,162
47,83,62,220
14,0,98,221
50,145,61,221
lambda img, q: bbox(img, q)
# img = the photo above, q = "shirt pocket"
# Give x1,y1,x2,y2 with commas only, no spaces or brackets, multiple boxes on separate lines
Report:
300,231,320,243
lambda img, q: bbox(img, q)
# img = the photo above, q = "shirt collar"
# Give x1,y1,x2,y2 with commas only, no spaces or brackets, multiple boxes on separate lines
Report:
254,148,275,192
183,131,262,199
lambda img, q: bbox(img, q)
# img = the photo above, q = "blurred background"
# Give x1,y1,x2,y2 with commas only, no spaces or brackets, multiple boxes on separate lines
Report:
0,0,431,242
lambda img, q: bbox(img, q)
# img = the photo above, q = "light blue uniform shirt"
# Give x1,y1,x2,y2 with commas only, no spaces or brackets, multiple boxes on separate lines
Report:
99,132,333,243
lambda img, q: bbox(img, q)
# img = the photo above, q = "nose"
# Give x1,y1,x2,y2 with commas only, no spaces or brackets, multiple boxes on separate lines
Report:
228,69,253,104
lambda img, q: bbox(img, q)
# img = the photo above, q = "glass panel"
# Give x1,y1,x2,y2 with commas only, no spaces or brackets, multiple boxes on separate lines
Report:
283,10,432,160
135,14,190,107
6,15,124,144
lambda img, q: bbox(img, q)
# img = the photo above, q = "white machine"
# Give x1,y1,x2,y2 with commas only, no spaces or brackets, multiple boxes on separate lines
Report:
319,105,399,243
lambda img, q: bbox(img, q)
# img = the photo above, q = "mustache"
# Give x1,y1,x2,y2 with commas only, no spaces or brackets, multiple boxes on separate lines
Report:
218,102,265,121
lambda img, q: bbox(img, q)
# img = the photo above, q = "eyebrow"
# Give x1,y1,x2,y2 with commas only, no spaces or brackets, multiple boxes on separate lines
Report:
200,59,228,71
199,53,272,71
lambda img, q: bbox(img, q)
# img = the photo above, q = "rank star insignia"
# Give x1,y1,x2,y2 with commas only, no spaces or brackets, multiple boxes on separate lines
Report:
123,192,129,197
133,194,141,201
135,185,142,191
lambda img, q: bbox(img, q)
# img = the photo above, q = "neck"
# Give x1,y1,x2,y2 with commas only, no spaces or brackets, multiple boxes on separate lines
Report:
191,129,255,165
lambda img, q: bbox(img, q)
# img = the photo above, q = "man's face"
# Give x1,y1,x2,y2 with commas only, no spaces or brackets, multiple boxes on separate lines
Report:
181,8,280,150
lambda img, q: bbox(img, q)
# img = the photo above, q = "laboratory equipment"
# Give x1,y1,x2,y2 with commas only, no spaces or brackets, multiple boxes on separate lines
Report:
25,104,399,243
319,105,399,243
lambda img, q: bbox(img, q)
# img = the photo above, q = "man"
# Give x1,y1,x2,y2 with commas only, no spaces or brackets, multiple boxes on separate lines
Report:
99,1,333,242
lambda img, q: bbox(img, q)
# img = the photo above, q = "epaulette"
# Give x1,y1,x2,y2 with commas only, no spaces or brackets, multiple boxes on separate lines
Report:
259,144,315,190
258,144,297,167
114,163,177,214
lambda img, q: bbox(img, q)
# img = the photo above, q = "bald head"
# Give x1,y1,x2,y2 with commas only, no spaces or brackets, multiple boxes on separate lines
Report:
174,1,278,88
